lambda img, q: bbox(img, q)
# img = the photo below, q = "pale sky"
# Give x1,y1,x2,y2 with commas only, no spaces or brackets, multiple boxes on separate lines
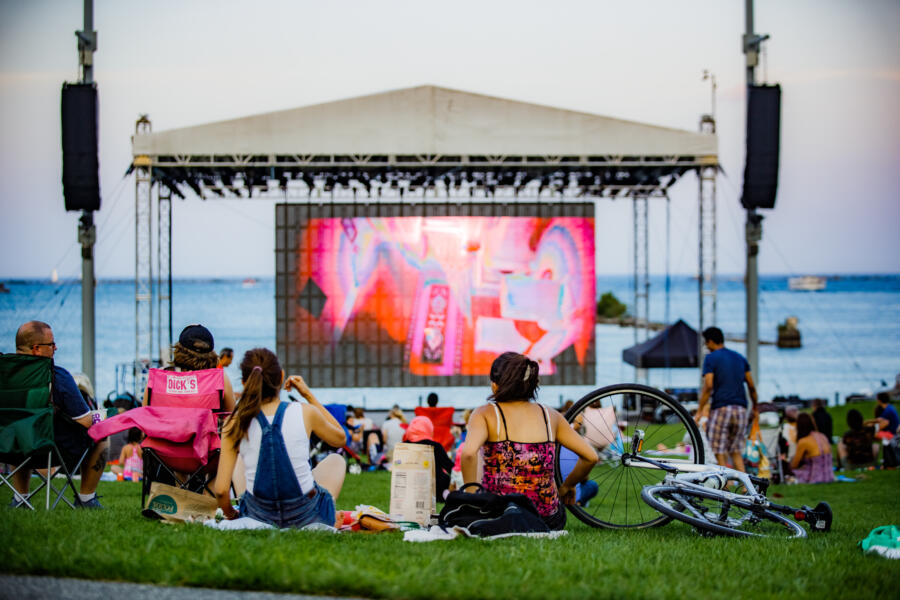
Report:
1,0,898,279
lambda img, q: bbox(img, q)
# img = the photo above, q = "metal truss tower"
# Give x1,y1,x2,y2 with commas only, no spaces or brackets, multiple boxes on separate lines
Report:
157,185,172,365
133,116,154,394
632,194,650,383
698,112,718,371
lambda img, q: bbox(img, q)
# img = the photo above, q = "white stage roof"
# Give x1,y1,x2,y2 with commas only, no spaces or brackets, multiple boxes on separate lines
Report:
132,85,716,159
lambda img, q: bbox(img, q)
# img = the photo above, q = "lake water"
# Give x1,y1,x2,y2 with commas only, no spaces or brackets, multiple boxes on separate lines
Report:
2,274,898,409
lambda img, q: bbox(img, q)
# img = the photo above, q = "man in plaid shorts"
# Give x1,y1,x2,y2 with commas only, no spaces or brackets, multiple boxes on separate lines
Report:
697,327,758,471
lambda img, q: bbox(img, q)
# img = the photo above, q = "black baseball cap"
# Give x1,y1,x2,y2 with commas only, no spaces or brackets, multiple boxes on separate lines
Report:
178,324,214,353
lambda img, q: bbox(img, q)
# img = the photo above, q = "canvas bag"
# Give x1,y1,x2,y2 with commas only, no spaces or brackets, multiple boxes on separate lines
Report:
859,525,900,559
438,483,549,536
389,442,436,526
142,482,217,523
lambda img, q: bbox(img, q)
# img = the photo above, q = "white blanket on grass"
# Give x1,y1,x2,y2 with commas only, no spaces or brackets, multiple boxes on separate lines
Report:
404,525,568,542
203,517,337,533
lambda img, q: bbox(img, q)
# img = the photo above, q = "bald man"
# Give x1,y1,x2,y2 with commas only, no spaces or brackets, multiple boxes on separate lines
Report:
12,321,108,508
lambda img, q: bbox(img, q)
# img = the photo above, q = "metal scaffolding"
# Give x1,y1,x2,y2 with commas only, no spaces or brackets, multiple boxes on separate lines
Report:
632,194,650,384
698,113,718,367
157,184,172,366
133,115,154,395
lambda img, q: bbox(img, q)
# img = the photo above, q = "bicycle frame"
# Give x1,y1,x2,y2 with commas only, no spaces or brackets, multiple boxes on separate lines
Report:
621,429,832,531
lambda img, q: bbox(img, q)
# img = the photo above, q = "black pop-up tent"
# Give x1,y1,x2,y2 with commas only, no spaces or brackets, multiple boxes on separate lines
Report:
622,319,699,369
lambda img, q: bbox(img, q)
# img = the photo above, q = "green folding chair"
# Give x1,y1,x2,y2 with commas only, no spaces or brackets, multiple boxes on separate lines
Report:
0,354,85,509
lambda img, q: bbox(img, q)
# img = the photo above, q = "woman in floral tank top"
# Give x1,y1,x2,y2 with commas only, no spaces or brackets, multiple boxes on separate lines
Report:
460,352,598,530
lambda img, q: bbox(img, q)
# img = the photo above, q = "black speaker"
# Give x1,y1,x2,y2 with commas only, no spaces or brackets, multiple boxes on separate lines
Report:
61,82,100,212
741,84,781,210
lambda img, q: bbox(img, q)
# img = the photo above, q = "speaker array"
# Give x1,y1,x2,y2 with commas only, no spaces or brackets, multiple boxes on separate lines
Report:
61,82,100,212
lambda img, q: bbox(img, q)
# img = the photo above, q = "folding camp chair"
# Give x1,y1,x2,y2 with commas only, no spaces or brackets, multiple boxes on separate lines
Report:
140,368,226,508
308,403,384,471
0,354,88,510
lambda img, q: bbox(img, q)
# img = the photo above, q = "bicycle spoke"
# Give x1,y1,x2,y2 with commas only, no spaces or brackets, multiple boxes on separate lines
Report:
627,467,648,524
559,384,703,529
608,464,628,525
581,410,620,448
630,462,664,487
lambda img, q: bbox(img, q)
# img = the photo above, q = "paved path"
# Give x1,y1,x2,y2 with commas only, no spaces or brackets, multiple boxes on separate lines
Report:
0,575,364,600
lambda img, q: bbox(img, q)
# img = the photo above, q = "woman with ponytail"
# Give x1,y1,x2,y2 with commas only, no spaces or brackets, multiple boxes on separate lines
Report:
213,348,347,529
459,352,598,530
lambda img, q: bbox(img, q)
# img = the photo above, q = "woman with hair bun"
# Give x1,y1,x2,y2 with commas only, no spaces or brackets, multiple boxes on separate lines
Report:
213,347,348,529
460,352,598,530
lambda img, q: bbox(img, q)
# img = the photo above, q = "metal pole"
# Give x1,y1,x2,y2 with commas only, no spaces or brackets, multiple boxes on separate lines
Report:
744,0,763,383
79,214,96,386
77,0,97,386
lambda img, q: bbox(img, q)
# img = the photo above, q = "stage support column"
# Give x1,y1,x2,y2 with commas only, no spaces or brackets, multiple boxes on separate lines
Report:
743,0,768,384
77,0,97,387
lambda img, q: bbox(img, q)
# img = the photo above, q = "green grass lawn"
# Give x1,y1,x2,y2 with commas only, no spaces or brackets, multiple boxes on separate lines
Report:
2,463,899,599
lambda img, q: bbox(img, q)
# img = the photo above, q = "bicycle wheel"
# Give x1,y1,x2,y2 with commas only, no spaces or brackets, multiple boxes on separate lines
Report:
641,485,806,538
555,383,705,529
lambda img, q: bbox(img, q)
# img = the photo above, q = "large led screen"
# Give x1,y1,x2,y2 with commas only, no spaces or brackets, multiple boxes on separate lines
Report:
276,203,595,387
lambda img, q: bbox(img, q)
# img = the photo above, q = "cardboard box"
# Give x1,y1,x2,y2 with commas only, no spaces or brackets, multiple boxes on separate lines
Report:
389,442,435,526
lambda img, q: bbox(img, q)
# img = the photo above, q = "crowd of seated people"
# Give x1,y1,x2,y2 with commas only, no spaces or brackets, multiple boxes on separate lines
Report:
13,317,899,526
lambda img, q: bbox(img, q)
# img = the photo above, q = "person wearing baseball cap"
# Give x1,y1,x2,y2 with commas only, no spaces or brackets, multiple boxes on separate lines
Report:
141,324,235,412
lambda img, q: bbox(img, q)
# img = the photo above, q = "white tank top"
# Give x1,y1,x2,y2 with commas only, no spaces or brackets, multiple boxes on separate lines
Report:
239,402,316,495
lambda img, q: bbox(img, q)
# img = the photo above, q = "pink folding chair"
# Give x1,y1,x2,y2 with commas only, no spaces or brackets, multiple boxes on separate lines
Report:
141,368,226,507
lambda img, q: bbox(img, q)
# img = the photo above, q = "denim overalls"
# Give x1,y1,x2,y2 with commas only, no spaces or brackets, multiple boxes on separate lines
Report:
239,402,335,528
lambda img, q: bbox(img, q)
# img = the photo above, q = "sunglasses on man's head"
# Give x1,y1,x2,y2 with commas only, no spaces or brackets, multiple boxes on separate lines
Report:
33,341,57,349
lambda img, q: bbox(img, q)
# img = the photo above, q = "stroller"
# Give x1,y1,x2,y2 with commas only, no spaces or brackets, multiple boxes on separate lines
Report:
753,402,790,483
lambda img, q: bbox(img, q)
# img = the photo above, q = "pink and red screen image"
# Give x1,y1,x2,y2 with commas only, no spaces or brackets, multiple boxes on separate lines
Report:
278,203,595,387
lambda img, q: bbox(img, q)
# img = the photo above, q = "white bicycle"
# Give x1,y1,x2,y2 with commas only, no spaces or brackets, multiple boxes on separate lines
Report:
557,384,832,538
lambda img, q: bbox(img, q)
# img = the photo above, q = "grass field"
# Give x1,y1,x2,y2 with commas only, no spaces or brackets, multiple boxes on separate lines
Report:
2,468,898,599
2,401,898,599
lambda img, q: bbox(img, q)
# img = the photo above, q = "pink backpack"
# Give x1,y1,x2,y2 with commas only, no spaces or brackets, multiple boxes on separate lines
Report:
146,368,225,411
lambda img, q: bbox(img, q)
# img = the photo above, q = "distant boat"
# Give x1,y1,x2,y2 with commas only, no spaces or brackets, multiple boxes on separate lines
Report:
51,269,59,284
788,276,826,291
242,277,258,288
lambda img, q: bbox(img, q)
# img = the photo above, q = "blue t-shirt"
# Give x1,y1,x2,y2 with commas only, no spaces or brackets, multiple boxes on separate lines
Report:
52,365,93,456
880,403,900,435
702,347,751,409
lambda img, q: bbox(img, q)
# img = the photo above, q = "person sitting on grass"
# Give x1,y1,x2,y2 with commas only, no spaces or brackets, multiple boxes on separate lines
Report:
110,427,143,481
460,352,598,530
352,406,383,465
402,415,454,502
213,348,347,529
790,413,835,484
865,392,899,440
838,409,879,469
216,347,234,369
381,405,407,462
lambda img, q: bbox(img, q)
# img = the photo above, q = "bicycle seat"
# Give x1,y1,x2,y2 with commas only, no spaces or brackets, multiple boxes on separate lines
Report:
807,501,833,533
